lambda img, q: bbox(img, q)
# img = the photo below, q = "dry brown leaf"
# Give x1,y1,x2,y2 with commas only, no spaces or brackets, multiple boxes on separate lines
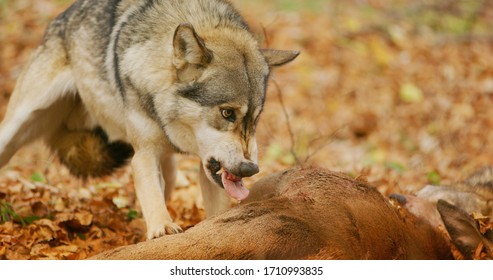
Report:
6,248,30,260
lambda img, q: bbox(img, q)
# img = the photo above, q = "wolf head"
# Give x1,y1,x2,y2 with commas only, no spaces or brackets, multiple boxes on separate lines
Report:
154,23,299,200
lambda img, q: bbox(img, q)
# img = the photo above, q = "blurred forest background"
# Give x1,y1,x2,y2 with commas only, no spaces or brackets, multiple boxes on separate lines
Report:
1,0,493,259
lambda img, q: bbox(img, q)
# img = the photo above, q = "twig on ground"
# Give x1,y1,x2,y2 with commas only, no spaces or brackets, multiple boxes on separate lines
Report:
273,80,301,166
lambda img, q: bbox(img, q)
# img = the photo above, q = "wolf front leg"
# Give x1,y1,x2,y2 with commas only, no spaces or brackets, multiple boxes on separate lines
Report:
199,165,232,218
131,149,183,239
161,154,176,202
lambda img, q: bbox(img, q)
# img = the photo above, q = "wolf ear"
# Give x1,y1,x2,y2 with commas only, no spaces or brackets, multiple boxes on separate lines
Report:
173,23,213,70
261,49,300,67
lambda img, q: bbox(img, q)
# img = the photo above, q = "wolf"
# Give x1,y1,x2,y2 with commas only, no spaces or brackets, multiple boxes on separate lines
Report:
0,0,299,239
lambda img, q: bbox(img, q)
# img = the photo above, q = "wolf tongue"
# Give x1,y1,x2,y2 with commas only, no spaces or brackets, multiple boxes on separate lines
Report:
221,171,250,201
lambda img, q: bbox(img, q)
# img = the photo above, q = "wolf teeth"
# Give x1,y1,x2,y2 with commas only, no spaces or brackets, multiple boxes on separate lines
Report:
216,167,224,175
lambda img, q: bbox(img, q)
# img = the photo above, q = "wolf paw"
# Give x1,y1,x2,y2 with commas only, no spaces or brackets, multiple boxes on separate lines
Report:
146,222,183,239
165,223,183,235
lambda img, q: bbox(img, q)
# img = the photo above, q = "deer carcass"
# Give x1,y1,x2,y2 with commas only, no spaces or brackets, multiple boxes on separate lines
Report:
92,167,455,260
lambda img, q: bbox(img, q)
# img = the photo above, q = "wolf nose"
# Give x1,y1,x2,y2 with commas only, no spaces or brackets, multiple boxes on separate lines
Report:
238,161,259,178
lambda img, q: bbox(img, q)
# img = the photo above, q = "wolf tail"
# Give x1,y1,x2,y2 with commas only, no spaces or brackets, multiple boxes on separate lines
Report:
50,127,134,178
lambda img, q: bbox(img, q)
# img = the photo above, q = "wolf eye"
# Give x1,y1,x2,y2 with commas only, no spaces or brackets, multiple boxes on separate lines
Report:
220,109,236,122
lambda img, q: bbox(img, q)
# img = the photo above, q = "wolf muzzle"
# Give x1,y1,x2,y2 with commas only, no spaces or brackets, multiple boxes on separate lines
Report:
237,161,259,178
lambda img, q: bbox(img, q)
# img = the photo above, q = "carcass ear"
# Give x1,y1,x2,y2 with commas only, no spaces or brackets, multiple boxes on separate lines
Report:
437,199,490,259
261,49,300,67
173,23,213,70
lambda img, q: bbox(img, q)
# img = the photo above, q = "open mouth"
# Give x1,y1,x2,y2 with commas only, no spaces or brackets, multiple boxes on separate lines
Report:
207,158,250,201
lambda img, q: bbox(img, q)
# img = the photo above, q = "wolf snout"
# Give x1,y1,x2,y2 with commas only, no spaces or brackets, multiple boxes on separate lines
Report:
237,161,259,178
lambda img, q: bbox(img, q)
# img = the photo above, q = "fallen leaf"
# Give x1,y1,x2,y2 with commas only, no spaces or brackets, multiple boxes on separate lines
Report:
399,82,424,103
